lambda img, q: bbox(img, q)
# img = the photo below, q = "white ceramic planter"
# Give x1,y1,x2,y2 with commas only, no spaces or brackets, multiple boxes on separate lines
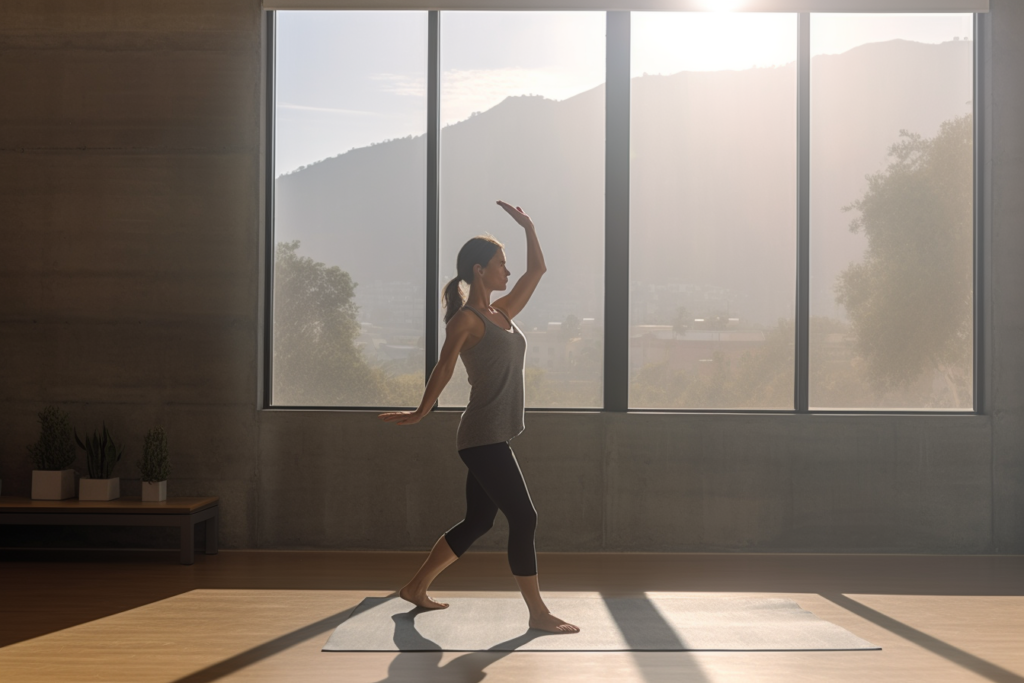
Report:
79,477,120,501
31,469,76,500
141,480,167,502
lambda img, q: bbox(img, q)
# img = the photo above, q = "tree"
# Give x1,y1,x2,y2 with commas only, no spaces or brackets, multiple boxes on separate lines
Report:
835,114,973,407
273,241,384,405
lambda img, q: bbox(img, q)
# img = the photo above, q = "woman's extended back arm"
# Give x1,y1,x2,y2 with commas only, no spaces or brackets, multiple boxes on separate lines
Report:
378,309,474,424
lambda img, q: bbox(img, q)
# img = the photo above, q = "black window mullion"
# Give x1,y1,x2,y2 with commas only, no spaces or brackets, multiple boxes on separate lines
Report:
796,12,811,413
973,11,986,415
605,11,630,413
426,10,441,402
264,10,276,409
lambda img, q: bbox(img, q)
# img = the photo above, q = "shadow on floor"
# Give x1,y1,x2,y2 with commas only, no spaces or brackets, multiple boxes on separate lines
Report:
168,605,361,683
368,602,543,683
822,593,1024,683
600,590,711,683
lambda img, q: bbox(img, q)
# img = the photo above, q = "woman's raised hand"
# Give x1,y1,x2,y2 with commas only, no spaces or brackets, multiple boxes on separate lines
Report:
496,200,534,230
378,410,426,426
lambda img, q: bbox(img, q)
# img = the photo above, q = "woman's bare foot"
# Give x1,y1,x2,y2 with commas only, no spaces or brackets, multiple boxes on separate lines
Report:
529,612,580,633
399,584,449,610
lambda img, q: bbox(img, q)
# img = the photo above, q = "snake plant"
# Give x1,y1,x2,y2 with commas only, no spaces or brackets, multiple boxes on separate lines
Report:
75,424,124,479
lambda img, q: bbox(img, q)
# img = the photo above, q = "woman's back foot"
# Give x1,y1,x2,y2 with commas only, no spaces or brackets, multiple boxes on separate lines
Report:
529,612,580,633
399,585,449,609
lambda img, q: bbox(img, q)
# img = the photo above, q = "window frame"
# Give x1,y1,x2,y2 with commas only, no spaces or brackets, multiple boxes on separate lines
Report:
262,9,984,415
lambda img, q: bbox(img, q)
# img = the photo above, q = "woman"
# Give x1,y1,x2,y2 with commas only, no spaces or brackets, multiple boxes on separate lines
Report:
378,200,580,635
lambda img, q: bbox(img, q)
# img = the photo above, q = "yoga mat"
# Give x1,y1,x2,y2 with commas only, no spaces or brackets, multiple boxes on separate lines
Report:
322,595,880,652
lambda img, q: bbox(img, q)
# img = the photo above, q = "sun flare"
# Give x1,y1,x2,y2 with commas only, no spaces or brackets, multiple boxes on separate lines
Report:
699,0,747,11
632,11,796,76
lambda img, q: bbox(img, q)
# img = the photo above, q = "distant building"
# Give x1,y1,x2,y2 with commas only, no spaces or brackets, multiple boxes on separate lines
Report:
629,326,767,376
522,317,599,372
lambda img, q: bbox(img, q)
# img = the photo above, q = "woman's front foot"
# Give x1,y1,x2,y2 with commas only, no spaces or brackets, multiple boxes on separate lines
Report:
529,611,580,633
399,583,449,609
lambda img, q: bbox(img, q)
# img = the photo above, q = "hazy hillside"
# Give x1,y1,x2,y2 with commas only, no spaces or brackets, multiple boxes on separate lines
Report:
274,38,973,329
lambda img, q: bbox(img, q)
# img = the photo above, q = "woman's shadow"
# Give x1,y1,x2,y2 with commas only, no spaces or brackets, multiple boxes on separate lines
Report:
371,596,548,683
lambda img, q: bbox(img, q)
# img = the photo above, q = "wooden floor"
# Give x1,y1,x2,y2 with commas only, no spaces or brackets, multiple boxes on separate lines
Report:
1,550,1023,683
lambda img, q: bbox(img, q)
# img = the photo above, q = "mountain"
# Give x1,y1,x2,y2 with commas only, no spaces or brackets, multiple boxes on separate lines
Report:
273,39,974,331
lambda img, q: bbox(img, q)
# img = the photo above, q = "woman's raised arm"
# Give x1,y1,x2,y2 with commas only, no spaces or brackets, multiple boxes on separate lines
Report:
491,201,546,320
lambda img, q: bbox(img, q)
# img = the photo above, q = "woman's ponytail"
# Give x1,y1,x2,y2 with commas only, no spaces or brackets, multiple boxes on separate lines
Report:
442,276,465,324
442,235,504,324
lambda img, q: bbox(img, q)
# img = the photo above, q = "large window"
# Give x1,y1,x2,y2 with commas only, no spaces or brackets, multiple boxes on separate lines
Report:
267,10,978,414
629,12,797,409
436,12,605,409
808,14,974,410
271,12,427,407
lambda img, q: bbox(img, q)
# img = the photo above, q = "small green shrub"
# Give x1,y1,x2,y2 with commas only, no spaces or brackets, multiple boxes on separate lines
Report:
27,405,77,471
138,427,171,483
75,425,124,480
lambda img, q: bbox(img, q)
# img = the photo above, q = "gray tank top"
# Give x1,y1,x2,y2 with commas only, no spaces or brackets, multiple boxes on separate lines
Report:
456,305,527,451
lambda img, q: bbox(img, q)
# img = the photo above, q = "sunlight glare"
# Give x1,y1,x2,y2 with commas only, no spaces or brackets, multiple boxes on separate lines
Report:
699,0,747,11
632,12,796,76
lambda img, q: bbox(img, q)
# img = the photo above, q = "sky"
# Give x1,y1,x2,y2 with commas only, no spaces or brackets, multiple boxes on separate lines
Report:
274,11,974,176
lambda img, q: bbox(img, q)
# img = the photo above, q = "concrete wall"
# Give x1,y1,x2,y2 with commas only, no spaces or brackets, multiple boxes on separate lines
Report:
1,1,1021,554
0,0,263,548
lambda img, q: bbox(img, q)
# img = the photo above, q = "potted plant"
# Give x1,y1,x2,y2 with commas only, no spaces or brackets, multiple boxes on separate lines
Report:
75,424,124,501
28,405,78,500
138,427,170,502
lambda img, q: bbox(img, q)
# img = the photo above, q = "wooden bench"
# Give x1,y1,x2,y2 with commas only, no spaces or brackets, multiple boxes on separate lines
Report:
0,496,219,565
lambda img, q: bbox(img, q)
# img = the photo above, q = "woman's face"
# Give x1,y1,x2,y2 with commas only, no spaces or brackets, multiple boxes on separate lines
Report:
477,248,510,291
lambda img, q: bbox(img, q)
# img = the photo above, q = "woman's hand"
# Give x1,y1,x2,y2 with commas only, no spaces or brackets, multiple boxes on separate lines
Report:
378,409,427,426
496,200,535,230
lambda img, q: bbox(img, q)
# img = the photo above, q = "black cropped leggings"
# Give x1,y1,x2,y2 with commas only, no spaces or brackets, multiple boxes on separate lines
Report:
443,441,538,576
